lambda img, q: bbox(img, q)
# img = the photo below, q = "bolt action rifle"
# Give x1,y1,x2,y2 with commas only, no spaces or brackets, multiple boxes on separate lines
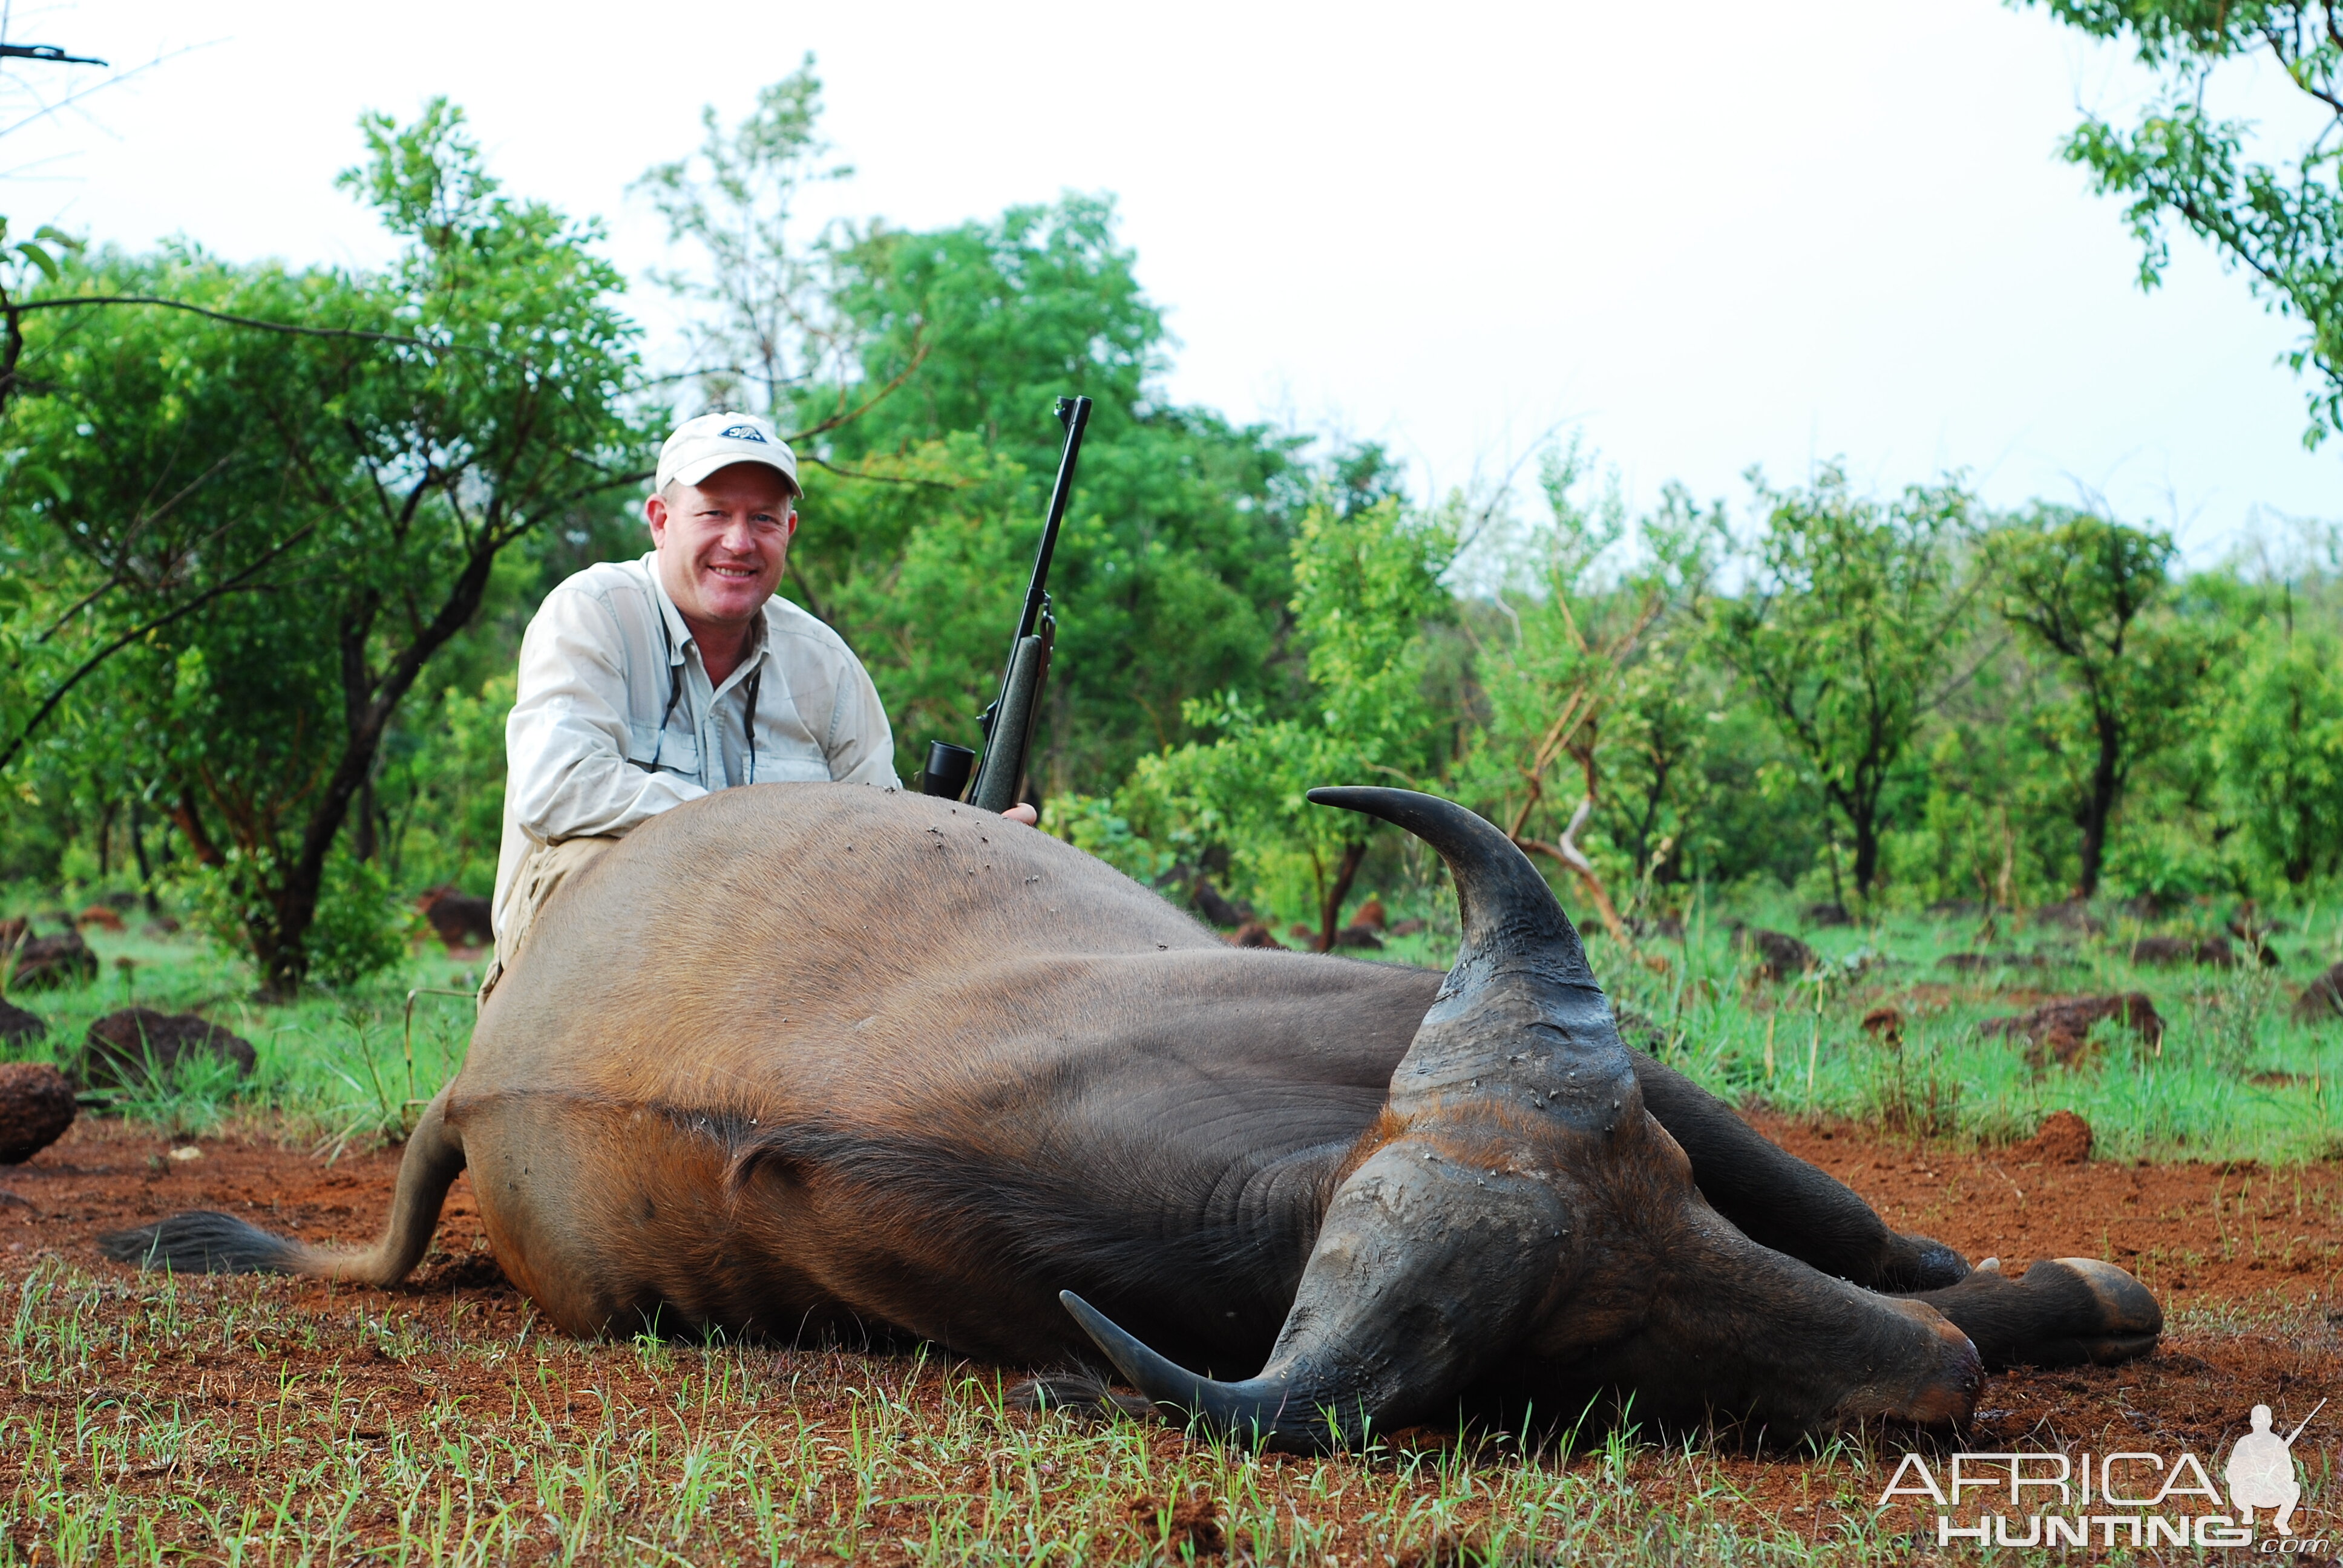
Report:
919,395,1092,812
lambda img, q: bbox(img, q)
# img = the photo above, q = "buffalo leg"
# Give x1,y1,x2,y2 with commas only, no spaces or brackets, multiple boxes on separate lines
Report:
1630,1052,1967,1291
1901,1258,2161,1369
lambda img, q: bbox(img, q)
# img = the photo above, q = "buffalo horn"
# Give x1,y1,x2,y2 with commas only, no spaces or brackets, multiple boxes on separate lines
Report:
1305,784,1600,995
1058,1291,1360,1447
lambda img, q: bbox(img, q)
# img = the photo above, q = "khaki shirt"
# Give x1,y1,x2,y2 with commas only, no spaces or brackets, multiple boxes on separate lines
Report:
492,550,898,935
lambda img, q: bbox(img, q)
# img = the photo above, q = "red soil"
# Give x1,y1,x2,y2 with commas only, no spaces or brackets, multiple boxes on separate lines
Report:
1748,1110,2342,1311
1,1113,2337,1556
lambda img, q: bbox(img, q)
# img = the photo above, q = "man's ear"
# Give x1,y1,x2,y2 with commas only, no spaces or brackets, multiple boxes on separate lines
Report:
645,491,670,546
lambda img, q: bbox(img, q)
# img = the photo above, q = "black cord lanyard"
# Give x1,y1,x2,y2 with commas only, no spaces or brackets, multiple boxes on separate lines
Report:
742,665,761,783
656,603,761,784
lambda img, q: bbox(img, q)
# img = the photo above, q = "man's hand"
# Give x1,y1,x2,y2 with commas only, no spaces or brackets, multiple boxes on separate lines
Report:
1003,804,1038,826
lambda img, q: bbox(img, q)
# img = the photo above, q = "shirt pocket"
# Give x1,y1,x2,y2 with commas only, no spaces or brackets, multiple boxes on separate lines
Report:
627,720,700,777
758,734,831,783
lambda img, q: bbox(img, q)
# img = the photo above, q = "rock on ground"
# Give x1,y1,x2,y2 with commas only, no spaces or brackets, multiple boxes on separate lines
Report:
0,1062,75,1164
2016,1109,2094,1165
0,999,44,1047
1938,952,2053,973
2126,934,2235,969
2292,961,2343,1023
77,1009,257,1089
4,929,97,991
1739,927,1817,982
1188,878,1250,929
2031,900,2106,936
1981,993,2164,1070
416,885,494,948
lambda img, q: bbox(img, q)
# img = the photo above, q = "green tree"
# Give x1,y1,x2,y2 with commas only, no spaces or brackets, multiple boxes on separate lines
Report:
814,197,1306,792
1902,645,2066,909
1,101,644,993
2032,0,2343,444
632,56,862,421
1601,626,1719,902
1705,467,1981,901
1454,442,1717,939
2212,594,2343,884
1996,508,2210,898
1127,496,1456,950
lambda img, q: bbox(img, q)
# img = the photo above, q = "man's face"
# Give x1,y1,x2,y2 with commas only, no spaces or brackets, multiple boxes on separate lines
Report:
646,463,798,632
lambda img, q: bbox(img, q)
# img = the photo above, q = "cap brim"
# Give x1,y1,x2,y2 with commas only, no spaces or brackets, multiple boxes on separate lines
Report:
669,452,801,495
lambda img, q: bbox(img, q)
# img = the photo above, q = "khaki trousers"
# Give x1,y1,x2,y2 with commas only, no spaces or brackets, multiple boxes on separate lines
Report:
477,835,617,1005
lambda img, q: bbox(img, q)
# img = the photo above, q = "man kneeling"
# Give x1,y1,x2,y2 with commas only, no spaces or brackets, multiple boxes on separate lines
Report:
483,411,1032,997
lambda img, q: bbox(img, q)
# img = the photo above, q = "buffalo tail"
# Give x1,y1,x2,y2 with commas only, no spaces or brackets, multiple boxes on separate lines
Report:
98,1082,467,1287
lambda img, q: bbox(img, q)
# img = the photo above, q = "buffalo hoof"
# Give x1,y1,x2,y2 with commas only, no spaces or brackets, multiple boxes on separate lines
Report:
1854,1298,1983,1427
1920,1256,2161,1370
2030,1257,2162,1367
1875,1232,1970,1292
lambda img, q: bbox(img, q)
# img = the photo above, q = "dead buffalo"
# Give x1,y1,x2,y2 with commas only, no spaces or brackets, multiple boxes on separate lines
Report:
102,785,2159,1448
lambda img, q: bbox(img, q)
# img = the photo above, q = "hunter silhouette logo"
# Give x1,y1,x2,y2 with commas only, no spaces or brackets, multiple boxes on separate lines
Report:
1879,1396,2327,1550
2227,1399,2322,1536
719,423,769,442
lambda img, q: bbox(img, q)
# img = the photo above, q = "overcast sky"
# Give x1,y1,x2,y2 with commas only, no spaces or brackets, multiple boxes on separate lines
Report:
4,0,2333,561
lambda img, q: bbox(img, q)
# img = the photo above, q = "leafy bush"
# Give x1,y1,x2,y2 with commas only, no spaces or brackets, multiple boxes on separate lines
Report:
306,854,416,990
1042,793,1175,885
185,848,413,991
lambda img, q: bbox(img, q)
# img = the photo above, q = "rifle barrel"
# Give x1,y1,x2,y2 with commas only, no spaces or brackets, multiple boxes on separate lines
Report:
1006,396,1090,664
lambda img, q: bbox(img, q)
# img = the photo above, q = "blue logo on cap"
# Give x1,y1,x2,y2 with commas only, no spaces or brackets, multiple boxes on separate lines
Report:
719,423,770,443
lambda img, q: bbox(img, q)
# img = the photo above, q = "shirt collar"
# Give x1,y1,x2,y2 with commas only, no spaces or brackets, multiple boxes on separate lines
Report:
640,550,772,674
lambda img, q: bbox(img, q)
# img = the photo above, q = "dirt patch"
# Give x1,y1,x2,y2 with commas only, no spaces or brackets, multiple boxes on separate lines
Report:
1,1116,2338,1557
0,1120,496,1273
1748,1111,2343,1308
2013,1108,2094,1165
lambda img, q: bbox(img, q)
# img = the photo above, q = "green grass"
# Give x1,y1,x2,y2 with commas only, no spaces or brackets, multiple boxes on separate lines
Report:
1373,891,2342,1165
5,1255,2327,1564
0,1255,1978,1566
0,918,483,1151
5,884,2339,1163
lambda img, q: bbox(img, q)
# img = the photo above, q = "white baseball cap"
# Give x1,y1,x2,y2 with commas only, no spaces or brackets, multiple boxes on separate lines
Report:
655,411,801,497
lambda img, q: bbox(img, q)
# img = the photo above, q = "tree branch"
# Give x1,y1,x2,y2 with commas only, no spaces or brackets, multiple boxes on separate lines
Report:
781,332,930,445
0,520,318,774
6,294,457,352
